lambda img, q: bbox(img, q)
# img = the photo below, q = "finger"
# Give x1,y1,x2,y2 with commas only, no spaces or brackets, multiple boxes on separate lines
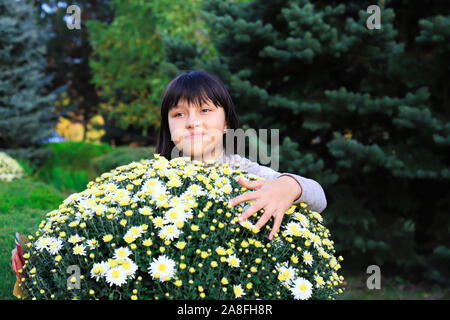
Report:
229,190,260,207
269,212,285,241
237,177,266,190
238,201,264,223
254,208,276,231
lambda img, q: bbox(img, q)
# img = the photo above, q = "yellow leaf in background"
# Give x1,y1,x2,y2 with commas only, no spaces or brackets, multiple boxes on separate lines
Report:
343,129,352,139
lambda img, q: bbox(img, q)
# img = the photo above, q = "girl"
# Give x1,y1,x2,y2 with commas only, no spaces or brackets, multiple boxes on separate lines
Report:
155,70,327,240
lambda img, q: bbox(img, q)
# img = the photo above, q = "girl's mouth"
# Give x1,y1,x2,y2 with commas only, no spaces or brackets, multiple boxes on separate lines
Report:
188,133,204,139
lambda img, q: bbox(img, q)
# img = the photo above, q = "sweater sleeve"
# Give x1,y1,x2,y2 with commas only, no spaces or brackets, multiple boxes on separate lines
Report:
227,154,327,214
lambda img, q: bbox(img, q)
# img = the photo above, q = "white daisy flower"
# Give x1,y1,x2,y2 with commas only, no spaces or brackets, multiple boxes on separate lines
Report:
90,262,109,281
86,239,99,250
186,184,206,197
159,224,182,241
152,216,167,229
139,206,153,216
290,277,313,300
125,226,145,239
233,284,246,298
222,183,233,194
104,183,118,194
47,238,63,255
73,244,86,256
303,251,314,266
284,222,302,237
78,198,98,213
105,267,128,287
271,236,284,249
166,176,182,188
314,275,325,288
294,213,310,228
278,266,296,285
34,236,54,251
148,255,176,282
141,179,167,198
165,207,187,224
112,188,131,202
113,247,132,260
118,259,138,279
68,234,82,244
226,254,241,268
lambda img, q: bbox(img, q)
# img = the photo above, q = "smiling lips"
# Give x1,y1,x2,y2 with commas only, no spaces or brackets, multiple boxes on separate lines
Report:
188,133,204,139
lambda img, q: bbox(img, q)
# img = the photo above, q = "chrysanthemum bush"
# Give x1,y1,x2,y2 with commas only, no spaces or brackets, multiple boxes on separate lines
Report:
0,152,25,181
18,154,344,300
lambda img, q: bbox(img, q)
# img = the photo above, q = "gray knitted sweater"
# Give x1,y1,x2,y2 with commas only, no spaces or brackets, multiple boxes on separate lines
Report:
214,151,327,214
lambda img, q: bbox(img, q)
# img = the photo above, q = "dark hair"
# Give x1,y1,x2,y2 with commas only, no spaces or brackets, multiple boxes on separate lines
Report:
155,70,240,160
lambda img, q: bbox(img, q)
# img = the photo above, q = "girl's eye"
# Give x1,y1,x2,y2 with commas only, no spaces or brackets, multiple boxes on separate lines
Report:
202,109,211,113
173,112,183,117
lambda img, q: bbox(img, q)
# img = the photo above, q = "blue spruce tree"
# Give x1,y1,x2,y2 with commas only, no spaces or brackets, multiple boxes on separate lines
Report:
0,0,57,166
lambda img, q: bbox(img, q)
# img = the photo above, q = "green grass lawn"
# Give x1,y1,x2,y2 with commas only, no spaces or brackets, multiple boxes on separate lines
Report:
0,179,67,300
338,275,450,300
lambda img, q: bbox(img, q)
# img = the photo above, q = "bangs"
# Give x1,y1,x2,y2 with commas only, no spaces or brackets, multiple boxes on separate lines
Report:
162,73,225,112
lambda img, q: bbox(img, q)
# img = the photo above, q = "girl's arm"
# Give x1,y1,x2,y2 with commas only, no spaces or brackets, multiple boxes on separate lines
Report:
225,153,327,214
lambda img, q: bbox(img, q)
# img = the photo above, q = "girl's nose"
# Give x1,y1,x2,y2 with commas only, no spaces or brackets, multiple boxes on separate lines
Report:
186,113,201,129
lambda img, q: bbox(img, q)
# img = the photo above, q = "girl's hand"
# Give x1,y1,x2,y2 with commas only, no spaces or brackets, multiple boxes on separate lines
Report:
229,176,302,240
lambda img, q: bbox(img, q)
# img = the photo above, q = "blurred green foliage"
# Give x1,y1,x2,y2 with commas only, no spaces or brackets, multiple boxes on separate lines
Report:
90,146,155,177
32,142,113,192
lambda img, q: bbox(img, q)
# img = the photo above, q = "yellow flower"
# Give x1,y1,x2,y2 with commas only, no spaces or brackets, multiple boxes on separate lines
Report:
221,277,229,285
124,235,135,244
191,224,199,232
103,234,113,242
176,241,186,250
142,239,152,247
215,247,226,256
174,280,182,287
125,210,133,217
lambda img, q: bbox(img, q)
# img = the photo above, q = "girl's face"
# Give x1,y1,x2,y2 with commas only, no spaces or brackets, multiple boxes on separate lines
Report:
168,98,228,162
